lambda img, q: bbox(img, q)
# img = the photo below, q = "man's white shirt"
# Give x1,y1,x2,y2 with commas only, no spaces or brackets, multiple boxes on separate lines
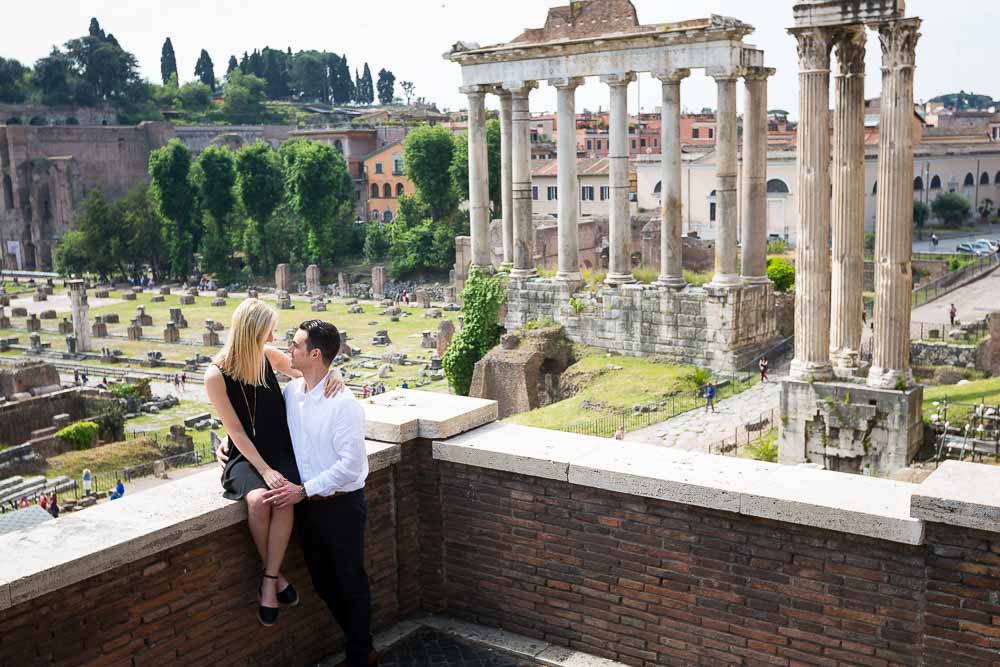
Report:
284,373,368,498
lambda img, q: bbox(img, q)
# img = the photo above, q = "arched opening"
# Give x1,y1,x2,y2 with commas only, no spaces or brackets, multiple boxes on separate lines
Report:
708,190,717,222
65,117,79,126
2,175,12,211
383,210,393,222
872,181,877,195
382,183,392,199
981,172,991,186
4,117,21,125
371,209,379,221
28,116,47,126
370,184,379,199
964,173,975,187
396,183,404,197
767,179,790,194
23,242,35,270
653,181,662,195
334,140,343,152
930,175,942,189
913,176,924,191
995,171,1000,185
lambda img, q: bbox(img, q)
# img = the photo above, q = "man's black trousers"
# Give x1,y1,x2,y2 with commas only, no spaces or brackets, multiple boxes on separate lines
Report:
296,489,372,667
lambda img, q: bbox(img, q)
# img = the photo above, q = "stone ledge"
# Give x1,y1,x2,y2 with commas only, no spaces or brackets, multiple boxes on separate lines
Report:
433,423,925,545
910,460,1000,533
364,389,497,443
0,441,400,610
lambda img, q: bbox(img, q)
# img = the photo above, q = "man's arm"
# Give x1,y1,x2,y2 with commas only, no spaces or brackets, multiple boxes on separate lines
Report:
302,399,367,498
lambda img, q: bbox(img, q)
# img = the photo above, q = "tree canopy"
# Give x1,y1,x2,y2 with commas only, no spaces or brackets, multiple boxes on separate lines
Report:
404,125,458,220
194,49,215,89
160,37,178,85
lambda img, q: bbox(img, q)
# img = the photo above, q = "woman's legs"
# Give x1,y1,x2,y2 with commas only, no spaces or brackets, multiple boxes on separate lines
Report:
247,490,295,606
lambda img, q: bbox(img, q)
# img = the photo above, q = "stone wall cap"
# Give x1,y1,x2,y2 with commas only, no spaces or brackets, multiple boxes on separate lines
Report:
910,460,1000,534
435,422,925,544
364,389,497,443
0,441,400,609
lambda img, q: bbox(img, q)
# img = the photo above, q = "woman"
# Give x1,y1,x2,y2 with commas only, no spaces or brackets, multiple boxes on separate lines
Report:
205,298,341,626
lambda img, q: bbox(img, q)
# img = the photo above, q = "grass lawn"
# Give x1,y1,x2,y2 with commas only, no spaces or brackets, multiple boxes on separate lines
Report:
43,438,164,480
923,377,1000,423
504,352,701,431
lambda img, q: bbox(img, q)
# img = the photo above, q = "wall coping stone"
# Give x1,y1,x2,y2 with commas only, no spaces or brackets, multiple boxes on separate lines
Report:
433,422,926,545
0,441,399,610
910,460,1000,533
363,389,497,443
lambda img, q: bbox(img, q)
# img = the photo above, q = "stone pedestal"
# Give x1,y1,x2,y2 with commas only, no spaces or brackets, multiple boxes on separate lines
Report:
212,298,226,307
779,379,923,476
159,287,171,296
95,289,110,299
215,289,228,299
40,310,56,320
275,264,290,293
136,307,153,327
179,295,195,305
11,307,26,317
33,288,46,302
372,265,387,300
338,273,350,297
103,313,119,324
26,315,40,332
169,308,188,328
68,279,92,354
92,317,108,338
203,328,220,346
58,318,73,335
151,295,165,303
0,308,9,329
127,320,143,341
306,265,321,296
417,289,431,308
437,320,456,357
122,291,136,301
276,291,293,310
164,322,180,343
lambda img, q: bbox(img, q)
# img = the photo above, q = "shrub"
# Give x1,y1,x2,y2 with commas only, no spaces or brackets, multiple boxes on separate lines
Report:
683,270,712,286
864,232,876,252
569,296,586,315
931,192,971,228
686,367,713,389
524,317,557,331
57,421,99,451
633,266,657,284
442,268,507,395
362,221,390,263
109,383,143,400
746,430,778,462
582,268,607,291
767,257,795,292
766,239,787,255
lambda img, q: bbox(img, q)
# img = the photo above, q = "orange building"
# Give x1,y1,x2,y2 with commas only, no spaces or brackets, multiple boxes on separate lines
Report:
363,140,412,222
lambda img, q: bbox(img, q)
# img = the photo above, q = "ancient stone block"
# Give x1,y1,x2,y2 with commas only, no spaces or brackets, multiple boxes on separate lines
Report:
306,265,322,296
437,320,455,357
127,320,143,341
275,264,290,292
179,295,195,305
212,298,226,307
169,308,188,328
159,287,171,296
372,265,386,300
26,315,41,331
58,318,73,335
32,288,47,302
136,306,153,326
103,313,120,324
215,289,228,299
164,322,180,343
92,317,108,338
94,289,110,299
122,290,136,301
203,328,220,346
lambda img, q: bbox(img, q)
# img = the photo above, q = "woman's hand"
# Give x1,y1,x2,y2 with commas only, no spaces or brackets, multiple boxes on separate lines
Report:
261,468,287,490
322,371,344,398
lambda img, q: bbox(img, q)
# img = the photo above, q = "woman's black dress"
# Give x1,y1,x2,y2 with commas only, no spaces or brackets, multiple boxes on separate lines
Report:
219,358,301,500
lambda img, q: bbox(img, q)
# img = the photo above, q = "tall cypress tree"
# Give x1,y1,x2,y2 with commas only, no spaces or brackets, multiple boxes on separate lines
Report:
361,62,374,105
160,37,178,85
194,49,215,89
226,54,238,76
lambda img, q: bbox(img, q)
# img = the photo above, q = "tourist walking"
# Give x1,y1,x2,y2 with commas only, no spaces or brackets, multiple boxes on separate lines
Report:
205,299,343,626
613,427,625,441
82,469,92,496
73,369,80,386
704,382,717,414
861,309,867,327
949,303,957,327
48,493,59,518
758,356,769,383
931,233,939,248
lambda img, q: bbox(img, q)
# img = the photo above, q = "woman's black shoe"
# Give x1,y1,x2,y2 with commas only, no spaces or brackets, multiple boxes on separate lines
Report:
258,573,280,627
276,581,299,606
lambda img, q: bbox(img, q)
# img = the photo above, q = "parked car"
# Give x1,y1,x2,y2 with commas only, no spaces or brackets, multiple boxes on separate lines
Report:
956,242,979,254
974,239,999,252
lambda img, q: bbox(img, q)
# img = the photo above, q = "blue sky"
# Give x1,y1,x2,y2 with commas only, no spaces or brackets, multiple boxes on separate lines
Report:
4,1,997,119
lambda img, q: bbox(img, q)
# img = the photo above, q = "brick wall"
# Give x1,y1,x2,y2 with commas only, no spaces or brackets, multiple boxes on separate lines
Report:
0,465,411,667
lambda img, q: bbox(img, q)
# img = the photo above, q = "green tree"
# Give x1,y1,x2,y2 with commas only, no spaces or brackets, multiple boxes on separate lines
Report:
194,49,215,89
235,142,285,272
54,230,90,276
280,140,354,265
404,125,458,220
979,198,994,223
64,19,143,105
766,257,795,293
376,68,395,105
442,268,506,395
148,139,196,278
913,200,930,229
400,80,415,105
176,81,211,111
33,49,78,106
291,51,328,101
262,47,290,99
931,192,971,228
118,184,166,280
160,37,178,85
450,118,502,214
222,70,267,123
360,63,374,104
226,55,239,76
193,145,236,277
363,222,391,263
0,57,29,104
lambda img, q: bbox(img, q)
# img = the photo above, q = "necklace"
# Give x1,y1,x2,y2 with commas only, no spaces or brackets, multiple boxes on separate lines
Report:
239,382,257,439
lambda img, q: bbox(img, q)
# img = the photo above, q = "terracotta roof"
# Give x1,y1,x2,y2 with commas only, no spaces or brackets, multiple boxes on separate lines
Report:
532,157,609,177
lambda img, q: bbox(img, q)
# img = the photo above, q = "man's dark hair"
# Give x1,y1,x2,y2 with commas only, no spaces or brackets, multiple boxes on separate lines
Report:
298,320,341,366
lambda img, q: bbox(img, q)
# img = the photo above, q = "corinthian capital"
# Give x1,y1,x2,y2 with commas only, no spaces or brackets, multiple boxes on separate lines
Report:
789,27,834,71
833,26,867,77
878,18,922,70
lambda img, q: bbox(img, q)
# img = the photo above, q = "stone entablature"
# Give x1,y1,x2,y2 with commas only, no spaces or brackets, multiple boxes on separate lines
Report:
505,278,779,372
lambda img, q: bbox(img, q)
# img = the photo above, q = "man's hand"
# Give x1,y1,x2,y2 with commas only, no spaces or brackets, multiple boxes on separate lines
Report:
262,483,305,509
322,371,344,398
215,436,230,468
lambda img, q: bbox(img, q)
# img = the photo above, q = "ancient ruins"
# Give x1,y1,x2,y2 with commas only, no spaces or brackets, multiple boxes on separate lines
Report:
780,1,924,474
446,1,780,371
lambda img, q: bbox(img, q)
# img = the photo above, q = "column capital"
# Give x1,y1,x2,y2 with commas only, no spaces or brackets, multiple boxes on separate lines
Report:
492,86,512,100
742,66,775,81
788,26,835,71
549,76,584,90
833,25,867,77
501,80,538,97
653,68,690,83
459,84,493,97
876,18,922,70
706,68,739,82
599,72,636,87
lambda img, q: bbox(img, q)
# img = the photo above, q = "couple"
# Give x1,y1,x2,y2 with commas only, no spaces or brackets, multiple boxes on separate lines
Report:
206,298,377,667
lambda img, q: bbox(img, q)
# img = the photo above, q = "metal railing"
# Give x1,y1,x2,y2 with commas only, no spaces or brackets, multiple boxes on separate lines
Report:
911,255,996,308
704,409,778,457
926,398,1000,465
912,320,989,344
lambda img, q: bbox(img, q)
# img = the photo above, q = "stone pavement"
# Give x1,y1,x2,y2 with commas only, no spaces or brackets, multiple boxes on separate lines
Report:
625,375,783,452
377,627,543,667
909,263,999,336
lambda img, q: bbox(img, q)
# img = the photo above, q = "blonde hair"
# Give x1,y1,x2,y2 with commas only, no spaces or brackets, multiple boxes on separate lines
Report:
213,298,277,386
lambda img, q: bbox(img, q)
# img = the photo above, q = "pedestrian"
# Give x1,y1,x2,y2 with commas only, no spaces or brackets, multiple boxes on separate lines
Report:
82,468,92,496
704,382,717,414
48,493,58,518
80,372,88,385
19,497,28,509
73,369,80,386
39,493,48,511
362,384,369,399
180,372,186,390
613,427,624,441
931,233,939,248
401,379,409,389
114,478,125,498
759,356,769,383
949,303,957,327
862,309,867,327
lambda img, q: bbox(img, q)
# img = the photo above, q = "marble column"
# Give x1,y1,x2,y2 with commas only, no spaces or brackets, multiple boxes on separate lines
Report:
602,73,636,286
789,27,834,382
498,90,514,269
509,81,538,279
830,27,867,370
708,74,740,288
740,68,773,284
656,69,689,288
868,19,922,389
462,85,491,269
552,77,584,283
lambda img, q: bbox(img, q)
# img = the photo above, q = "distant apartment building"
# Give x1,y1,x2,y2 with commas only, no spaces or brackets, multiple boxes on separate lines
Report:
363,140,412,222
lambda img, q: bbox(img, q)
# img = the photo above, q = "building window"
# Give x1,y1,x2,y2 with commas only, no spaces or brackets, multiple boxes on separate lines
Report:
995,171,1000,185
582,186,594,201
600,186,610,201
396,183,405,196
383,210,393,222
709,128,715,139
370,184,379,199
393,155,404,175
710,202,716,221
640,138,647,148
993,127,1000,140
547,186,557,201
375,163,384,175
596,140,602,150
692,128,700,139
981,172,991,186
334,140,343,152
631,140,637,150
2,175,12,211
383,183,392,198
914,176,924,191
371,209,379,220
532,186,538,200
964,173,975,187
653,138,658,148
930,175,942,189
767,179,790,194
587,139,593,150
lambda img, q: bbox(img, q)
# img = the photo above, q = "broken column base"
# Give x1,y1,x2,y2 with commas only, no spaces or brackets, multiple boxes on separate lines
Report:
277,291,293,310
778,378,923,476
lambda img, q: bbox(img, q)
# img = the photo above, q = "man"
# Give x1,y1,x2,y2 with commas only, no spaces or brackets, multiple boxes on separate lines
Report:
704,382,717,413
217,320,376,667
949,303,957,327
